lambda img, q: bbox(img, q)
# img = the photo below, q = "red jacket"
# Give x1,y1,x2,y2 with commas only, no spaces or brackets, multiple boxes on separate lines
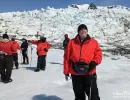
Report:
12,41,20,54
0,42,2,51
0,39,15,55
30,40,50,56
64,35,102,75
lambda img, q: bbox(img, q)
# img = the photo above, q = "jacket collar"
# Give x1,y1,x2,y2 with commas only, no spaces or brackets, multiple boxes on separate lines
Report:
74,34,91,44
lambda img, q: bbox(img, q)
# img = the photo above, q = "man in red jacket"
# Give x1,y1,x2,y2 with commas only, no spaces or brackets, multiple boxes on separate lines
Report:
64,24,102,100
11,38,20,69
0,34,15,83
29,36,50,72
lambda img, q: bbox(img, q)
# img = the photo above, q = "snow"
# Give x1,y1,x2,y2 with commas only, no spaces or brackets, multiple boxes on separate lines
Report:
0,3,130,100
0,48,130,100
0,4,130,47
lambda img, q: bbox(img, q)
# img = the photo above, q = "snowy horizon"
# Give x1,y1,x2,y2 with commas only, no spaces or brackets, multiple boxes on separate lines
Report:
0,4,130,56
0,4,130,13
0,0,130,12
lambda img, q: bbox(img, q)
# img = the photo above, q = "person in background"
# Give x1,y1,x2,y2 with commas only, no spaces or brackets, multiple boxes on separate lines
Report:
11,37,20,69
0,34,15,83
21,38,29,64
63,34,70,50
29,36,50,72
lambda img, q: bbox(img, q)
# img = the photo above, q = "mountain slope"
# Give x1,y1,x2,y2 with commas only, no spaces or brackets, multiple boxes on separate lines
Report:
0,4,130,54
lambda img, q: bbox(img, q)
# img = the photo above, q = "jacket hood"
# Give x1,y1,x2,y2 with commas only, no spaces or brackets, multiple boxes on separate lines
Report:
74,34,91,44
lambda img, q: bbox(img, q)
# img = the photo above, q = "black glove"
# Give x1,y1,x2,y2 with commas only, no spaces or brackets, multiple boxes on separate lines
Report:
28,40,30,42
65,74,70,81
89,61,98,71
44,48,48,52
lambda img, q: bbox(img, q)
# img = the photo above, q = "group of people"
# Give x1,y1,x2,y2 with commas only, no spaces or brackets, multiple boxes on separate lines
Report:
0,34,50,83
0,24,102,100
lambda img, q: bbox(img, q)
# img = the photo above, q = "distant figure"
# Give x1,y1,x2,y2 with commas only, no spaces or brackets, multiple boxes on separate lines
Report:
29,36,50,72
0,34,15,83
21,38,29,64
11,38,20,69
63,34,70,50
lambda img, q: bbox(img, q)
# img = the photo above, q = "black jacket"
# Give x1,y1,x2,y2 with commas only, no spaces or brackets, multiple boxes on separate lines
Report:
21,40,28,51
63,38,70,50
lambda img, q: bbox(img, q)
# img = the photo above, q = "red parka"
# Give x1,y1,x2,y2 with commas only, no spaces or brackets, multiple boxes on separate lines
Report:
64,35,102,75
12,41,20,54
0,39,15,55
30,40,50,56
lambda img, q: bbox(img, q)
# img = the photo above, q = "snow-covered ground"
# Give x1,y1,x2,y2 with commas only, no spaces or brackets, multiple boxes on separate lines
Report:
0,47,130,100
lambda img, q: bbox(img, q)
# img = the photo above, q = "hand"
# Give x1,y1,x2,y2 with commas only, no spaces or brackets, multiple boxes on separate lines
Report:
44,48,48,52
89,61,98,71
65,74,69,81
28,40,30,42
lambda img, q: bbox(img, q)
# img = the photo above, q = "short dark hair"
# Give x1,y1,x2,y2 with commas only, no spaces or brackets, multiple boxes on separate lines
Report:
78,24,88,33
3,34,9,39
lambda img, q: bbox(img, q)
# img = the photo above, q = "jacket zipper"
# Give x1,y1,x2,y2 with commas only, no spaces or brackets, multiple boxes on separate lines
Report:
79,40,89,61
79,43,83,61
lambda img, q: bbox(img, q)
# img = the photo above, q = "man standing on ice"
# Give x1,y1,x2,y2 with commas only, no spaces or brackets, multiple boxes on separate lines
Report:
29,36,50,72
64,24,102,100
11,37,21,69
21,38,29,64
0,34,15,83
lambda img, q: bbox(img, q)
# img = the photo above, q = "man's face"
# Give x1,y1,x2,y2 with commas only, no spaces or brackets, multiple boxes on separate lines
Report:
22,40,25,42
79,28,88,40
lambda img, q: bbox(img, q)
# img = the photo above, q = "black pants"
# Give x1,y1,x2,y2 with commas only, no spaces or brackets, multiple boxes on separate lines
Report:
0,55,13,81
37,55,46,69
13,53,19,68
22,50,29,63
71,73,100,100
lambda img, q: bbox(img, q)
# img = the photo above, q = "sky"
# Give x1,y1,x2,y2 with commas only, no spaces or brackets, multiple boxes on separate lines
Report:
0,0,129,12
